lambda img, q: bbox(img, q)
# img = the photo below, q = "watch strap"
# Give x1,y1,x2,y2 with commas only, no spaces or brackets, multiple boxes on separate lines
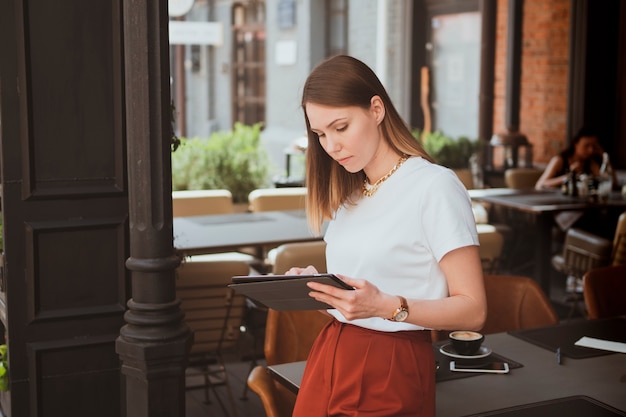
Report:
390,295,409,321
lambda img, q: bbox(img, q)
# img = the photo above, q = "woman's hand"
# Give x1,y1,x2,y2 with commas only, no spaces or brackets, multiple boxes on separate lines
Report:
306,275,397,321
569,160,583,174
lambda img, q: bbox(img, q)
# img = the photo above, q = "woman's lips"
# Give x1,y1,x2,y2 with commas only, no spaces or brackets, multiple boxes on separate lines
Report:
336,156,351,165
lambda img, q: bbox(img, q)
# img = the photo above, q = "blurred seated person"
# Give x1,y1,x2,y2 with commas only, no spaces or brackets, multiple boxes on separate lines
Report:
535,127,602,190
535,127,619,239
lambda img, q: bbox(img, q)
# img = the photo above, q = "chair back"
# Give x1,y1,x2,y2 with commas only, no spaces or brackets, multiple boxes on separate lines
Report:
481,274,559,334
264,309,331,366
248,187,307,212
477,224,504,274
272,241,327,275
175,260,249,355
504,168,543,189
172,189,234,217
247,308,331,417
247,365,294,417
551,227,612,279
175,259,250,414
454,169,474,190
611,211,626,265
583,265,626,319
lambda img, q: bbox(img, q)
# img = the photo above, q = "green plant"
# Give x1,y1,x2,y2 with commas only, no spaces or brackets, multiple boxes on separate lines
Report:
0,344,8,391
412,129,481,169
170,101,181,152
171,122,271,203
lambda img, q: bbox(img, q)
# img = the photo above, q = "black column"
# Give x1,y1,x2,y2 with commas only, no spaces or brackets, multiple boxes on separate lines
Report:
116,1,192,416
478,0,497,143
504,0,524,132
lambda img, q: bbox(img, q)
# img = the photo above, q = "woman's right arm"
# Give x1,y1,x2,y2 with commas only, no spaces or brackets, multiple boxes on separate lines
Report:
535,156,566,190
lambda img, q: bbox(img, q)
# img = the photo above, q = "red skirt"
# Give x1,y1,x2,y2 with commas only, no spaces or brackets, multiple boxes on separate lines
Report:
293,319,435,417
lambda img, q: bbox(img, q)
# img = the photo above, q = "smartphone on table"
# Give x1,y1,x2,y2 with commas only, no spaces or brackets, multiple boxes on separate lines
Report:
449,361,509,374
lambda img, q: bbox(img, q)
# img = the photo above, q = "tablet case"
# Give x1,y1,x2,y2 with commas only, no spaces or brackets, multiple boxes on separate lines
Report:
229,274,353,311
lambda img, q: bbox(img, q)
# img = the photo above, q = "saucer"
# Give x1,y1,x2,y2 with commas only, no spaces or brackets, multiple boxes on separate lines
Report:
439,343,492,359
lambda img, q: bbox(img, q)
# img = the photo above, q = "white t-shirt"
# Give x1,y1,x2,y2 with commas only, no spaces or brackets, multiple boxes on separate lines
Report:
324,156,479,332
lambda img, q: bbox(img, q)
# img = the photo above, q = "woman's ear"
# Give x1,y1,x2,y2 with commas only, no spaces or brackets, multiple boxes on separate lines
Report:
370,96,385,124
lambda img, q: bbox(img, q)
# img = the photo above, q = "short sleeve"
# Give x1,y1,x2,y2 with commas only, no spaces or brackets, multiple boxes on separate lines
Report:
420,169,479,261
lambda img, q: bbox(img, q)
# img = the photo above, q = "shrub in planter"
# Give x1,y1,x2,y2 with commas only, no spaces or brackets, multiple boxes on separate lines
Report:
412,130,484,189
171,122,272,203
0,344,7,392
412,129,482,169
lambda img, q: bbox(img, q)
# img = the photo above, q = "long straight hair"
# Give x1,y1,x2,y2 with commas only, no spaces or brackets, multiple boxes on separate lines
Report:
301,55,433,233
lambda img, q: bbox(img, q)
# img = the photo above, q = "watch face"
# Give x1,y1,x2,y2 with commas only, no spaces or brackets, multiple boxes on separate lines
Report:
394,309,409,322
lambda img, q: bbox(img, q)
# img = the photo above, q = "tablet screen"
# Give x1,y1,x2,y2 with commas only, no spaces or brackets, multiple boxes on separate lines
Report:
229,273,353,310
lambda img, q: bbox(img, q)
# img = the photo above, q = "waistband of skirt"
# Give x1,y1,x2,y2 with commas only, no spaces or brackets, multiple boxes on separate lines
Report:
329,318,432,342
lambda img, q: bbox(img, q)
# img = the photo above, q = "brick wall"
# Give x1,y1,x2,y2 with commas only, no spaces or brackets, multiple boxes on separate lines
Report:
494,0,570,165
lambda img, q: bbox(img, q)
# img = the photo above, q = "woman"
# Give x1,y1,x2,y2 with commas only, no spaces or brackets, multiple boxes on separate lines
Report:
287,55,486,416
534,127,602,190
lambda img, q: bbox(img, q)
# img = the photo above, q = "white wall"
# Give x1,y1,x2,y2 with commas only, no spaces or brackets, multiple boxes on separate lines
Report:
262,0,326,180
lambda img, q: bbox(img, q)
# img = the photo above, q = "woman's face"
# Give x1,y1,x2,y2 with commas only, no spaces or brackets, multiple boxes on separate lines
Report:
305,97,384,174
574,136,598,160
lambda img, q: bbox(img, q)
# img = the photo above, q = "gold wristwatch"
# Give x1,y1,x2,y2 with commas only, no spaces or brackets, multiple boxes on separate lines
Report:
390,296,409,322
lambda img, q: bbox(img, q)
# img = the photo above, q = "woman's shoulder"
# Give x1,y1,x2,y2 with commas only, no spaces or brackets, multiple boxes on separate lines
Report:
401,157,465,191
404,155,449,173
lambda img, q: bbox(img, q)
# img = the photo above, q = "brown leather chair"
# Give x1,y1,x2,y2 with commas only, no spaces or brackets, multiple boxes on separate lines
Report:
172,189,234,216
432,274,559,342
246,187,309,267
481,274,559,334
247,309,331,417
271,240,327,275
552,211,626,273
504,167,544,189
583,265,626,319
477,224,504,274
241,240,327,400
434,274,559,341
247,187,307,212
610,211,626,266
551,210,626,317
175,260,251,415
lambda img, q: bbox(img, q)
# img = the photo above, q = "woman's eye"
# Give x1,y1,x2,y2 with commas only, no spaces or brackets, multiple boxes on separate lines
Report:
316,132,325,138
337,125,347,132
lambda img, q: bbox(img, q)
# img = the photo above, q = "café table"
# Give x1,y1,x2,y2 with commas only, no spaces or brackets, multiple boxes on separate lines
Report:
268,317,626,416
468,188,626,296
173,209,325,257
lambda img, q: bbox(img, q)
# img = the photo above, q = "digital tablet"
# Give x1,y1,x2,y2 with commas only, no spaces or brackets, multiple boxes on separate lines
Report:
229,273,354,311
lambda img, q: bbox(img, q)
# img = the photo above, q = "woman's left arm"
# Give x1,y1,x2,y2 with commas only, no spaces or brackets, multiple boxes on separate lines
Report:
404,245,487,331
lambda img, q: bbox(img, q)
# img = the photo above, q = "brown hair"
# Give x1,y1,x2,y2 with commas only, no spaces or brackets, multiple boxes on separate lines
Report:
301,55,432,233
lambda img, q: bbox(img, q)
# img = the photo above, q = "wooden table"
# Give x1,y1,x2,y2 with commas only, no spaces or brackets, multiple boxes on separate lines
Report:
468,188,626,296
267,318,626,416
173,210,325,257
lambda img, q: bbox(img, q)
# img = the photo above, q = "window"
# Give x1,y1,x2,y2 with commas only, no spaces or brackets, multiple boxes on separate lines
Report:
231,1,266,126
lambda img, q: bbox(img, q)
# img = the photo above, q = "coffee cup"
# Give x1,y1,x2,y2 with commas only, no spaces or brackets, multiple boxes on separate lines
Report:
449,330,484,356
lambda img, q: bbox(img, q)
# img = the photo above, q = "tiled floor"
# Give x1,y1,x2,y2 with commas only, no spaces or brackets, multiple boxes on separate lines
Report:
185,358,266,417
185,326,268,417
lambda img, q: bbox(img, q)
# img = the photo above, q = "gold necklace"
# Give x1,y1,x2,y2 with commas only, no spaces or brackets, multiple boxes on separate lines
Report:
362,155,409,197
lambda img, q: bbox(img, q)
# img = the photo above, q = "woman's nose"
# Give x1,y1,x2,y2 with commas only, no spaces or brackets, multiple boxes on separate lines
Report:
324,134,341,153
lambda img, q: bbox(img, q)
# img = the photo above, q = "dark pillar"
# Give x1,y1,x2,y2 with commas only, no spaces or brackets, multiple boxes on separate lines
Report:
487,0,532,180
504,0,524,133
116,1,192,416
478,0,497,143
